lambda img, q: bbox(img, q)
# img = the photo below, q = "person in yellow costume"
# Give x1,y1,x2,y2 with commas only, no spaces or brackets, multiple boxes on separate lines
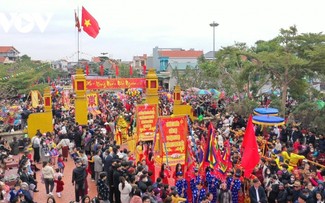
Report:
289,152,305,167
273,153,294,172
281,150,290,164
115,128,122,145
136,141,144,163
281,147,305,167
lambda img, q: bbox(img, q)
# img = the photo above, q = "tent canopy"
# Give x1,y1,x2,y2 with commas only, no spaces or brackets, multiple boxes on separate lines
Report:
252,115,285,126
253,107,279,116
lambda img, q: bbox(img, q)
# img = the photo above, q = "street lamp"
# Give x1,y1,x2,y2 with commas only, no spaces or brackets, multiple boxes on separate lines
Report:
209,21,219,60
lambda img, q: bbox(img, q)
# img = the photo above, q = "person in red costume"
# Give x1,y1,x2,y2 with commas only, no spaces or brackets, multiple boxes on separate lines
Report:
159,163,170,185
173,163,183,183
146,151,155,180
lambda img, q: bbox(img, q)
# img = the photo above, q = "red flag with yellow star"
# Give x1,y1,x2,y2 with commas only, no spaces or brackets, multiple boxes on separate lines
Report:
81,6,100,38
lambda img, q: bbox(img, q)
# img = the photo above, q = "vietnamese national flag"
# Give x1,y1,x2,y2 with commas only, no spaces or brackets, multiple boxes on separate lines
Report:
75,11,81,32
240,115,260,178
115,64,119,77
142,64,146,75
129,65,133,76
81,6,100,38
100,64,104,76
85,64,89,75
47,76,50,83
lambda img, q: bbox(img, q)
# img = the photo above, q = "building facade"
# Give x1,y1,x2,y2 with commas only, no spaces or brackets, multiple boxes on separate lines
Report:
152,46,203,71
0,46,20,62
51,59,69,71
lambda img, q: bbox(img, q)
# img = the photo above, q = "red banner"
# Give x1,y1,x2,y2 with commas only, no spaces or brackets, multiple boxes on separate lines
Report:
159,115,187,166
136,104,158,141
86,78,146,90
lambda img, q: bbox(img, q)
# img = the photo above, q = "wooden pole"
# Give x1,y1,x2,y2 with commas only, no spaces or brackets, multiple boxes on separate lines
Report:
257,137,325,169
261,155,325,169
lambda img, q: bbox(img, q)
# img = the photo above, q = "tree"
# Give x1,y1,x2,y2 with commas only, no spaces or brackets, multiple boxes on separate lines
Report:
172,65,206,89
19,54,31,62
0,60,68,97
117,64,132,78
253,26,325,116
89,63,99,74
199,43,263,100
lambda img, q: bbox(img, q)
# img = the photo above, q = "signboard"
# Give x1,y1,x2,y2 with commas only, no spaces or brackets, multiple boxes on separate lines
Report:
136,104,158,141
61,90,71,109
86,78,146,90
86,93,100,115
158,115,187,166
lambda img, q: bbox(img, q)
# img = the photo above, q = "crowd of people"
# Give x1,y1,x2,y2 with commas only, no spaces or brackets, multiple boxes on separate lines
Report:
0,83,324,203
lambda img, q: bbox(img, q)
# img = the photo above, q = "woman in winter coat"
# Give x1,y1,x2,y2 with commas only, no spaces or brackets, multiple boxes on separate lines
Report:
118,177,132,203
41,161,55,195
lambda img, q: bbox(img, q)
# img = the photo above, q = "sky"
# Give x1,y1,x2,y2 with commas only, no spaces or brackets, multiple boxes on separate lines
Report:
1,0,325,62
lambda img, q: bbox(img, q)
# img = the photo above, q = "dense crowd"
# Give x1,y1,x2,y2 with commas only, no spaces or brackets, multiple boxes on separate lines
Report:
0,85,324,203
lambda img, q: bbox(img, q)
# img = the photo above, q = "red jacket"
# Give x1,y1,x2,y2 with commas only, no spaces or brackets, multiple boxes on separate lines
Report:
54,180,64,192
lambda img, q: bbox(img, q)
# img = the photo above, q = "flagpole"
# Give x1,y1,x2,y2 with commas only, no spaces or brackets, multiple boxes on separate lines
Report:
77,7,80,67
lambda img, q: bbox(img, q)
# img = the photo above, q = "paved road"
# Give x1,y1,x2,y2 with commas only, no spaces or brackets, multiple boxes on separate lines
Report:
33,157,97,203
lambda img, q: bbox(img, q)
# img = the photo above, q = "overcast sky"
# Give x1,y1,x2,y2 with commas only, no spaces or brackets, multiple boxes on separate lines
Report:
1,0,324,62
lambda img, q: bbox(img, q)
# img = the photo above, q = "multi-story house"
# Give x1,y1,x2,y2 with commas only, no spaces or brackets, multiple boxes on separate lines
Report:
151,46,203,72
0,46,20,62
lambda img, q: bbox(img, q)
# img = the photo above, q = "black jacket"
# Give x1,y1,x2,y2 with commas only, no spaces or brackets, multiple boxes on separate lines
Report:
292,130,302,143
268,183,279,201
249,186,267,203
72,166,86,184
276,189,287,203
20,172,36,185
113,169,122,188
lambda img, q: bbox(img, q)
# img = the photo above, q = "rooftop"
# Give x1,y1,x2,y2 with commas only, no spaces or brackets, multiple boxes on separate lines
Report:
159,50,203,58
0,46,19,53
204,51,215,59
92,57,101,63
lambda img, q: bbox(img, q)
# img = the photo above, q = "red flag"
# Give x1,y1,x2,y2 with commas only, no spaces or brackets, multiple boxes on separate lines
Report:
142,64,146,75
85,64,89,75
81,7,100,38
204,123,217,168
129,65,133,76
241,115,259,178
75,11,81,32
100,65,104,76
47,76,50,83
115,64,119,76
